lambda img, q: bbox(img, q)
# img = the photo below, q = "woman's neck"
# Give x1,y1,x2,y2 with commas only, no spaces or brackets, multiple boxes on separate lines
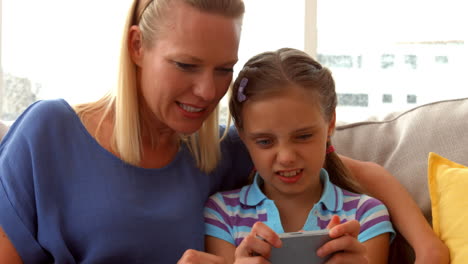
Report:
82,104,181,169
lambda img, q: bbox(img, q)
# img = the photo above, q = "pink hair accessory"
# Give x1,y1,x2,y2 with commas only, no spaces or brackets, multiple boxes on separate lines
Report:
237,77,248,102
326,145,335,154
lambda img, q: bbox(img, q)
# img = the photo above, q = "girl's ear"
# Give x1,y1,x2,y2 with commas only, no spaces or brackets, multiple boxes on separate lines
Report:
128,25,144,66
327,110,336,138
238,127,246,141
236,125,248,143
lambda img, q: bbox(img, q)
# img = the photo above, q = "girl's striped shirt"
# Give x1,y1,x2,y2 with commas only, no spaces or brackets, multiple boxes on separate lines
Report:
204,169,395,246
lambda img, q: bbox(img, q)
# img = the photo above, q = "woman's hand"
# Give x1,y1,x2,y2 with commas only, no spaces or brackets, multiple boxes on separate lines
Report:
234,222,282,263
414,237,450,264
341,157,448,263
317,215,368,264
177,249,225,264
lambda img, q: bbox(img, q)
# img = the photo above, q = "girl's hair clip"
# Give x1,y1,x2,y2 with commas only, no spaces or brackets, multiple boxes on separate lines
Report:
237,77,248,102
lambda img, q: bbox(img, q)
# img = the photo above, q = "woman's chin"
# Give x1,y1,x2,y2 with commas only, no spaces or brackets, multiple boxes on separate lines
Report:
173,123,204,136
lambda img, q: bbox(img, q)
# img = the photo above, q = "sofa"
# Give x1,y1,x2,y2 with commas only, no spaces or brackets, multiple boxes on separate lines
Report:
1,97,467,262
333,97,468,263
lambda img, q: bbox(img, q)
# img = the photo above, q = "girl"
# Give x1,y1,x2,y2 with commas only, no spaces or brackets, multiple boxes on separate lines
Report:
204,48,395,263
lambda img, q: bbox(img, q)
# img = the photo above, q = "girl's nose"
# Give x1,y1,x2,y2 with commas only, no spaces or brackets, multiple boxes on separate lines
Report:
276,146,296,167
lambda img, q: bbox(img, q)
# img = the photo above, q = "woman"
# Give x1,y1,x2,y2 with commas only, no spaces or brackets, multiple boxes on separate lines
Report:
0,0,448,263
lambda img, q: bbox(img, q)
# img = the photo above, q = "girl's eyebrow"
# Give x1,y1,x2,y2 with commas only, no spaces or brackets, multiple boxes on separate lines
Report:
294,126,316,133
246,126,317,138
290,124,323,135
247,132,272,138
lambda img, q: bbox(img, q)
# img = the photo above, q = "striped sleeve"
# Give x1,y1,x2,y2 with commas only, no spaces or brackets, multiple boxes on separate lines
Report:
355,195,396,242
204,193,236,245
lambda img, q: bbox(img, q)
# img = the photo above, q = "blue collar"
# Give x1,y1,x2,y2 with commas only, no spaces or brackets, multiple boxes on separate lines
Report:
239,168,343,212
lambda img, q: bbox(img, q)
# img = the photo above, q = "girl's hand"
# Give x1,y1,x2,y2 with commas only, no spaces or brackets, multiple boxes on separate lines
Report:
234,222,282,263
177,249,225,264
317,215,368,264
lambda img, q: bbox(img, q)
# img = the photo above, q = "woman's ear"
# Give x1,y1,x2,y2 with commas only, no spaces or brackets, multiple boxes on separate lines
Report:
128,25,144,66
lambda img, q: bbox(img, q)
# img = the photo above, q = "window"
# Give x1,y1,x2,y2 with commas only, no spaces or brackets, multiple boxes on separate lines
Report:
315,0,467,122
1,0,466,124
1,0,130,123
221,0,306,124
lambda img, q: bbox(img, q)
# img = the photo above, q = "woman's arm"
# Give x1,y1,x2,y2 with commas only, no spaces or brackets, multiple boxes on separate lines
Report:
340,156,449,264
177,249,225,264
0,227,23,264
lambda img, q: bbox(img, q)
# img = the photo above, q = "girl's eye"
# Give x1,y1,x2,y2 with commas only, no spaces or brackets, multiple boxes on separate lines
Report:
174,61,196,71
255,138,273,147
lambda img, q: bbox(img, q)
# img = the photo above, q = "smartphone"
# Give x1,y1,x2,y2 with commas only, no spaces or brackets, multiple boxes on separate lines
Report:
269,230,332,264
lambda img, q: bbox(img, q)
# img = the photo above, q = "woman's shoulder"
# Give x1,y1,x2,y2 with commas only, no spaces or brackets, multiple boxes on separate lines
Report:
1,99,80,145
11,99,75,128
213,125,252,191
219,125,241,142
219,125,247,154
21,98,71,116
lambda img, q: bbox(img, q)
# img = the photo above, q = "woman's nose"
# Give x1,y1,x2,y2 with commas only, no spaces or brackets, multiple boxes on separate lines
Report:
193,72,216,101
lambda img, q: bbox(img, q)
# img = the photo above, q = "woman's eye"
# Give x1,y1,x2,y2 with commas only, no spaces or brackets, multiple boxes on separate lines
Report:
297,134,312,141
174,62,196,71
217,67,234,73
214,67,234,77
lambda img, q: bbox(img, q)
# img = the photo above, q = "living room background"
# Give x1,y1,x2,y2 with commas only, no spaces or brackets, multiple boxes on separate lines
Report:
1,0,466,124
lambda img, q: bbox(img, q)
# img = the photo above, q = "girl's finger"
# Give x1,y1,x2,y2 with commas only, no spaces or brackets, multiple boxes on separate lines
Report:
235,222,281,259
234,255,271,264
251,222,282,248
235,233,272,259
317,234,366,258
329,220,360,238
326,215,341,229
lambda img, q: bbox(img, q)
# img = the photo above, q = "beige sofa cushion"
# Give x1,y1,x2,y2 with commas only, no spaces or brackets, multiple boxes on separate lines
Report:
332,97,468,221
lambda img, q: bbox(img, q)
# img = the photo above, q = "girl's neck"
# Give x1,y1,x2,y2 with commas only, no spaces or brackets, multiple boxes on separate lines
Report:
263,181,323,232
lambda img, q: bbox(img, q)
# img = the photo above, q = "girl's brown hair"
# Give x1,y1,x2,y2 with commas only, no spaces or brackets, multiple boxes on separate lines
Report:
229,48,362,193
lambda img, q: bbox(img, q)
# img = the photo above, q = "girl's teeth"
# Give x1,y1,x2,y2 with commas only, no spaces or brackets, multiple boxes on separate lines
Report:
279,169,301,177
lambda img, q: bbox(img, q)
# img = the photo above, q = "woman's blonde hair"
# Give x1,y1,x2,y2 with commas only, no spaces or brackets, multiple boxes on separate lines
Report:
74,0,245,173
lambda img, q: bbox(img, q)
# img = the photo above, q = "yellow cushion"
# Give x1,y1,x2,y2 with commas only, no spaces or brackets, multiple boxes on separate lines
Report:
428,152,468,263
